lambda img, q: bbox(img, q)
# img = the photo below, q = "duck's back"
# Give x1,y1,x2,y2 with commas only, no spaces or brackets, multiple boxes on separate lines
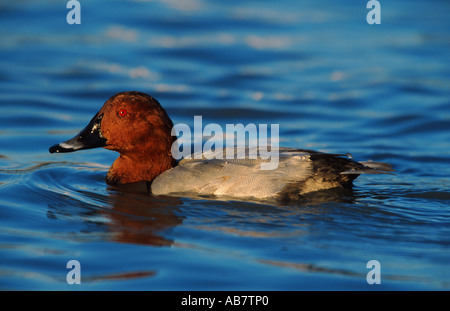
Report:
150,148,392,201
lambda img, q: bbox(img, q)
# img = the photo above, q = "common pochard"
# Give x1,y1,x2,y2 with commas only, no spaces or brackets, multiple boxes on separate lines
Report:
49,91,393,202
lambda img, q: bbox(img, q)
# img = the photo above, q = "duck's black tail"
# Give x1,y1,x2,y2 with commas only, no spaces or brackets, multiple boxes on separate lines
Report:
341,160,395,175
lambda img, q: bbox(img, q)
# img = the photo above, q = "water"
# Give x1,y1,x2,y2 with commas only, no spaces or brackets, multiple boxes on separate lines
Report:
1,0,449,290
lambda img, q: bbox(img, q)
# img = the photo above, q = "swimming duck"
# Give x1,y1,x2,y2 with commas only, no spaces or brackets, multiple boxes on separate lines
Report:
49,91,393,202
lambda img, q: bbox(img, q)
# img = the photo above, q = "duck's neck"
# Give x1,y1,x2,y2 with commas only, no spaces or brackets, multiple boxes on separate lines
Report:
106,151,175,185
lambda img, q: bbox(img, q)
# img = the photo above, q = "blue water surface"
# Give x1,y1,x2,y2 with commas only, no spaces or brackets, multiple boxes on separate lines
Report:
0,0,449,290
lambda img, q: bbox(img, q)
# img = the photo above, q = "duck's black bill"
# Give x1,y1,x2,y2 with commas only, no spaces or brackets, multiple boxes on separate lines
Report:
49,113,107,154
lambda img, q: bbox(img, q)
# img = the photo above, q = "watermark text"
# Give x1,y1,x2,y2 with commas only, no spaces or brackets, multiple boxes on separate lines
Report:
172,116,280,170
366,260,381,284
66,0,81,25
66,259,81,284
366,0,381,24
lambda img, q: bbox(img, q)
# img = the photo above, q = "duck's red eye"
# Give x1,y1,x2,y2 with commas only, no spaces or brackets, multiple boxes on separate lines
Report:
118,109,127,117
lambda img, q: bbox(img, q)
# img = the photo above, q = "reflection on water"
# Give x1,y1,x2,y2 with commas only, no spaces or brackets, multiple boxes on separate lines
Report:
1,154,449,289
96,192,183,246
46,196,176,254
26,162,183,247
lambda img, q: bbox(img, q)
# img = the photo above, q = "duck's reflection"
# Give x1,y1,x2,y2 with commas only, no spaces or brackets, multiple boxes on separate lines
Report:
103,187,183,246
46,185,183,247
46,179,360,248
